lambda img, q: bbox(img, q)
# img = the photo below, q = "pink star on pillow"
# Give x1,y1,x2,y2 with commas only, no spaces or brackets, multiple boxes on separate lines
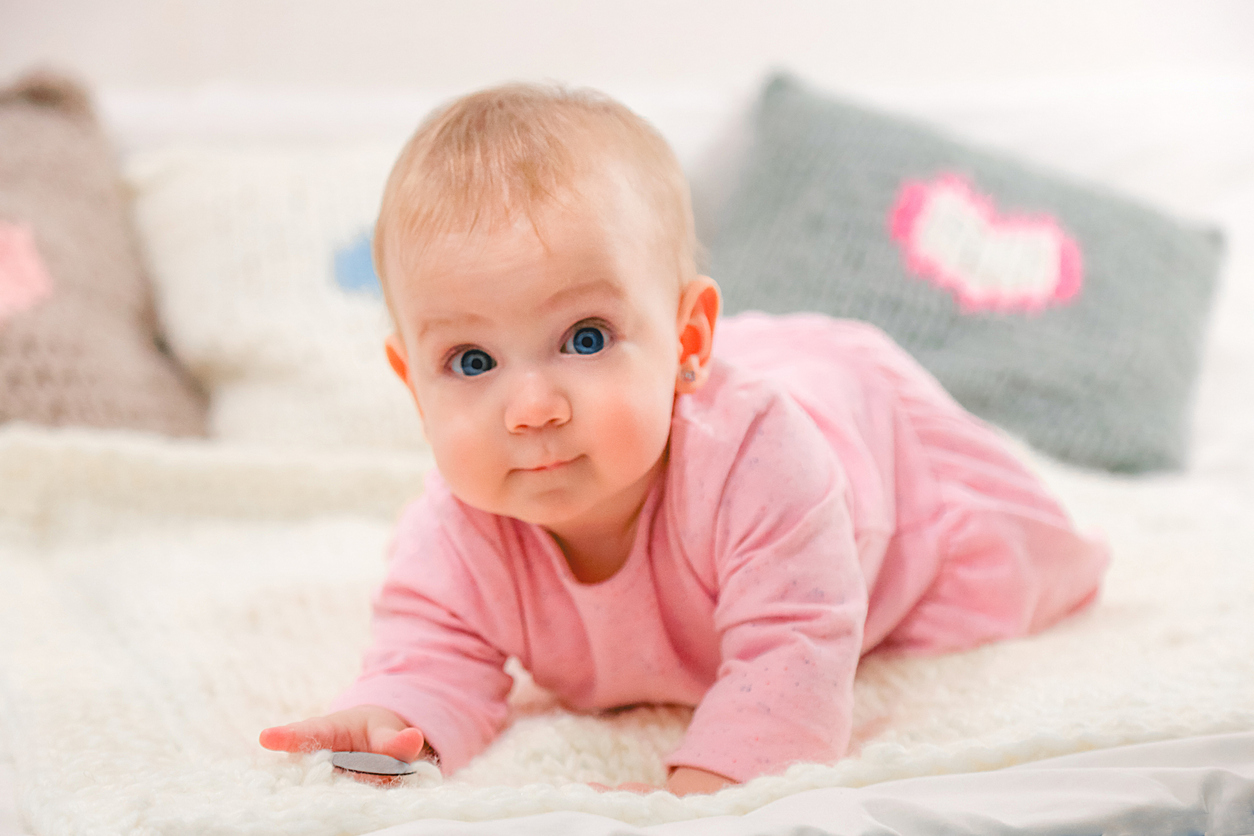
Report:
0,221,53,323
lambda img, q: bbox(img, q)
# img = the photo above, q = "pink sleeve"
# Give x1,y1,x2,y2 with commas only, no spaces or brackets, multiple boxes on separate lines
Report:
664,392,870,782
330,486,516,775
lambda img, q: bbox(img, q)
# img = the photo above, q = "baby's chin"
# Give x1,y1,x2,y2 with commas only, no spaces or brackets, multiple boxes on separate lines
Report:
440,480,590,529
498,495,595,531
502,490,636,537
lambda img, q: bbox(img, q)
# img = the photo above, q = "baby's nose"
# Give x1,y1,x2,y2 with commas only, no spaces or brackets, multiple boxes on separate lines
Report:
504,371,571,432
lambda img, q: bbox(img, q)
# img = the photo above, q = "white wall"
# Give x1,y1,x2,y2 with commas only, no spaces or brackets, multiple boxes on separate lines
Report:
3,0,1252,95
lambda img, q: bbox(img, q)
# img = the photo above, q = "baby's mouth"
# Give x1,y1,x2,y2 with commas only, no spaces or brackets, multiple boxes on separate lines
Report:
520,456,578,473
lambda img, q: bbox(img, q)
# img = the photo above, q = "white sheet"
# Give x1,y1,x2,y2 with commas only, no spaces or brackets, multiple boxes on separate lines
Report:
5,736,1247,836
366,733,1254,836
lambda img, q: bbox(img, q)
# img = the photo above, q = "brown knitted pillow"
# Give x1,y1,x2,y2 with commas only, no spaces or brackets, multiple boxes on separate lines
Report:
0,71,206,436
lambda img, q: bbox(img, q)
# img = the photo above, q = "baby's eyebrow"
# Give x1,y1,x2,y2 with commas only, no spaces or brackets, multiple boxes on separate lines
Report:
416,311,489,340
543,278,626,308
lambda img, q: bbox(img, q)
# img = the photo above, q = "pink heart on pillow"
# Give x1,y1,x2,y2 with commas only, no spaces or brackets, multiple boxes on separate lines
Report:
0,221,54,323
890,174,1082,314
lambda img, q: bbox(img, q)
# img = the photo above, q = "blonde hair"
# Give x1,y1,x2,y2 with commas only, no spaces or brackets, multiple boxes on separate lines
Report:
373,83,697,298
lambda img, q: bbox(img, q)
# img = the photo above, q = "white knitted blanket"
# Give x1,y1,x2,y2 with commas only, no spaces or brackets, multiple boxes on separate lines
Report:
1,402,1253,836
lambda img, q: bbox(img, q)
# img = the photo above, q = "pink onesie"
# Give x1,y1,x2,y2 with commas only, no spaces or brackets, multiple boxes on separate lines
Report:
331,313,1109,782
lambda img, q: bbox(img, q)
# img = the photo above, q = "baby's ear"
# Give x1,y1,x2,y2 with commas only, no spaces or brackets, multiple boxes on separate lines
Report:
384,333,410,383
385,333,424,418
675,276,721,394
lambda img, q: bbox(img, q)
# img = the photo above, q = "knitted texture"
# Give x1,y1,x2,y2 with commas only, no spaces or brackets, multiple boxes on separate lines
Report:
1,423,1252,835
124,143,427,452
710,73,1224,473
0,72,207,436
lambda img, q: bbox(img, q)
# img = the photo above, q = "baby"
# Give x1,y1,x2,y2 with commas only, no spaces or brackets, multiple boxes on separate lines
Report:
260,83,1109,795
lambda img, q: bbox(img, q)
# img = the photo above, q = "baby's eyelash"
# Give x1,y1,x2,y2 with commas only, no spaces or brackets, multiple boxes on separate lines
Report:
566,318,615,339
561,320,614,355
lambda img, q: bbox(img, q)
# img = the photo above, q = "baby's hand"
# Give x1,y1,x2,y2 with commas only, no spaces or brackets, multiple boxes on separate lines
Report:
590,766,735,796
259,705,430,765
666,766,735,796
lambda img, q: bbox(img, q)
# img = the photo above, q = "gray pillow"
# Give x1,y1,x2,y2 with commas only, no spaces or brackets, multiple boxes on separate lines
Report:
710,73,1224,473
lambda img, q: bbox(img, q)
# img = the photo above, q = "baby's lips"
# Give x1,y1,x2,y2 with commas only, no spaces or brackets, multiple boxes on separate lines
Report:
519,456,578,472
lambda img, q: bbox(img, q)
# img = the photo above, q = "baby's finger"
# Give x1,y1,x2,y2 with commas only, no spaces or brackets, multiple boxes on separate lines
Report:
259,724,305,752
259,719,350,753
374,726,427,763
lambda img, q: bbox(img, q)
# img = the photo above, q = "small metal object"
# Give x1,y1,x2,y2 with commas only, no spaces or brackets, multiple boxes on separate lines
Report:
681,368,696,382
331,751,417,776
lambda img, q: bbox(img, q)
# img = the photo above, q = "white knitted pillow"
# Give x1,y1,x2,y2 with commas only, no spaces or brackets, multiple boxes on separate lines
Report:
126,143,428,452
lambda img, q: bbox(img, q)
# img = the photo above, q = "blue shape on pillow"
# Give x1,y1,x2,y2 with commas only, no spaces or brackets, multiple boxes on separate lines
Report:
334,233,383,297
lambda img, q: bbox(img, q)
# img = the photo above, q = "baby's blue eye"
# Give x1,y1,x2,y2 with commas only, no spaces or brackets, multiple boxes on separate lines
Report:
564,326,606,355
452,348,495,377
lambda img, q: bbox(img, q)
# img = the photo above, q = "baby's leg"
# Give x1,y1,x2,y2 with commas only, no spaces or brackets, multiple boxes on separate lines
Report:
881,492,1108,654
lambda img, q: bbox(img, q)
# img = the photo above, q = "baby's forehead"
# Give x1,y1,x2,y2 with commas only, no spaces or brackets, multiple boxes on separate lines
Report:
383,213,677,335
389,177,665,272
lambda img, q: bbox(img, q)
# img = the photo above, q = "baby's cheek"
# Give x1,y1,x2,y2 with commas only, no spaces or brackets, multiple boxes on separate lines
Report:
590,389,672,470
430,420,499,500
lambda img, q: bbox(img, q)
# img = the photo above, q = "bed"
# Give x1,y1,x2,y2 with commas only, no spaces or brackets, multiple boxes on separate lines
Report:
2,6,1254,835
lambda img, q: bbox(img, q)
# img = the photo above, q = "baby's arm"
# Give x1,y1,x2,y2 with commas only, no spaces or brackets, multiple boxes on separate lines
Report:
259,705,432,764
667,766,735,795
276,486,522,777
664,388,869,782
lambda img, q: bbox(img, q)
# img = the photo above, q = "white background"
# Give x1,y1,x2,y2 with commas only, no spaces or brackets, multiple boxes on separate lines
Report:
2,0,1252,95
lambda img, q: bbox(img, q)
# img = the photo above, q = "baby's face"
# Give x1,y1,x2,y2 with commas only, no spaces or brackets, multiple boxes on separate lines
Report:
382,188,684,538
